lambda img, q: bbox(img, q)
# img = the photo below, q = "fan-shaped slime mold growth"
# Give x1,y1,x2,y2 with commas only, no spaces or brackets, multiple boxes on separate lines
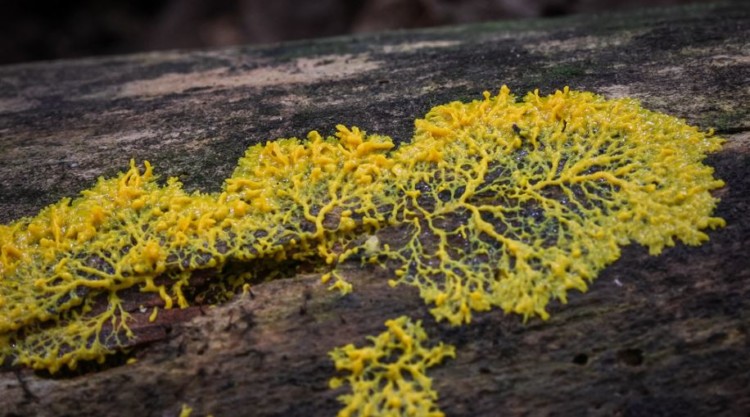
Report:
0,87,724,382
329,316,455,417
329,86,725,324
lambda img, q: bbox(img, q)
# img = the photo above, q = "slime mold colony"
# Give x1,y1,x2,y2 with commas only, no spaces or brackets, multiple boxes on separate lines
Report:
329,316,455,417
0,87,725,416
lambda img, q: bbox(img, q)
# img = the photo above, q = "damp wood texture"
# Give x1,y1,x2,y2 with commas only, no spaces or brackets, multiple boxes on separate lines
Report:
1,2,749,416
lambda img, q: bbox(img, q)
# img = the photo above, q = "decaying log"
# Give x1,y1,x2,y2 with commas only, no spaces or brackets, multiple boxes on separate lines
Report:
0,2,748,416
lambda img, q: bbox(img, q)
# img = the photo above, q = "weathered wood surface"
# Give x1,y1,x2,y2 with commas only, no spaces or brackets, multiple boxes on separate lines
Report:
1,2,749,416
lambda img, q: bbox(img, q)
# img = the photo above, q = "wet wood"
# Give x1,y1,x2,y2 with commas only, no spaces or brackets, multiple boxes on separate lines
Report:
1,2,749,416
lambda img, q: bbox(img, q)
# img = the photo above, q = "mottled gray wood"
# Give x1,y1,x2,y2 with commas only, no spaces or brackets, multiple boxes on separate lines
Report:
1,2,749,416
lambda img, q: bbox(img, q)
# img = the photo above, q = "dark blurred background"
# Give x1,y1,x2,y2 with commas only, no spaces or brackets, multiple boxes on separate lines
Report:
0,0,717,65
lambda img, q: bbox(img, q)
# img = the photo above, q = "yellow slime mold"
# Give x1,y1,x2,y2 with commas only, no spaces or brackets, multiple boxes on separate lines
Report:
329,316,455,417
0,87,724,375
332,86,725,324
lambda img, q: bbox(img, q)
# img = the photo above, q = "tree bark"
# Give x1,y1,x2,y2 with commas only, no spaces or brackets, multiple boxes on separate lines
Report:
1,2,748,416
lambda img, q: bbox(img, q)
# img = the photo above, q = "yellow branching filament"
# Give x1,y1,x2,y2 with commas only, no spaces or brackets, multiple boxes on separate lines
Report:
329,316,455,417
334,86,725,324
0,87,724,375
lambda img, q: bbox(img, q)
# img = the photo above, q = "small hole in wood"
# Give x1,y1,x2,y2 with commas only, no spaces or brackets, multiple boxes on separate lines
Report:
572,353,588,365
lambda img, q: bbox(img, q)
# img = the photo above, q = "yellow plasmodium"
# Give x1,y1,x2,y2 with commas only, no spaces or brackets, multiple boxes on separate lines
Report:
178,404,193,417
332,86,725,325
0,86,725,373
329,316,455,417
0,126,398,372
